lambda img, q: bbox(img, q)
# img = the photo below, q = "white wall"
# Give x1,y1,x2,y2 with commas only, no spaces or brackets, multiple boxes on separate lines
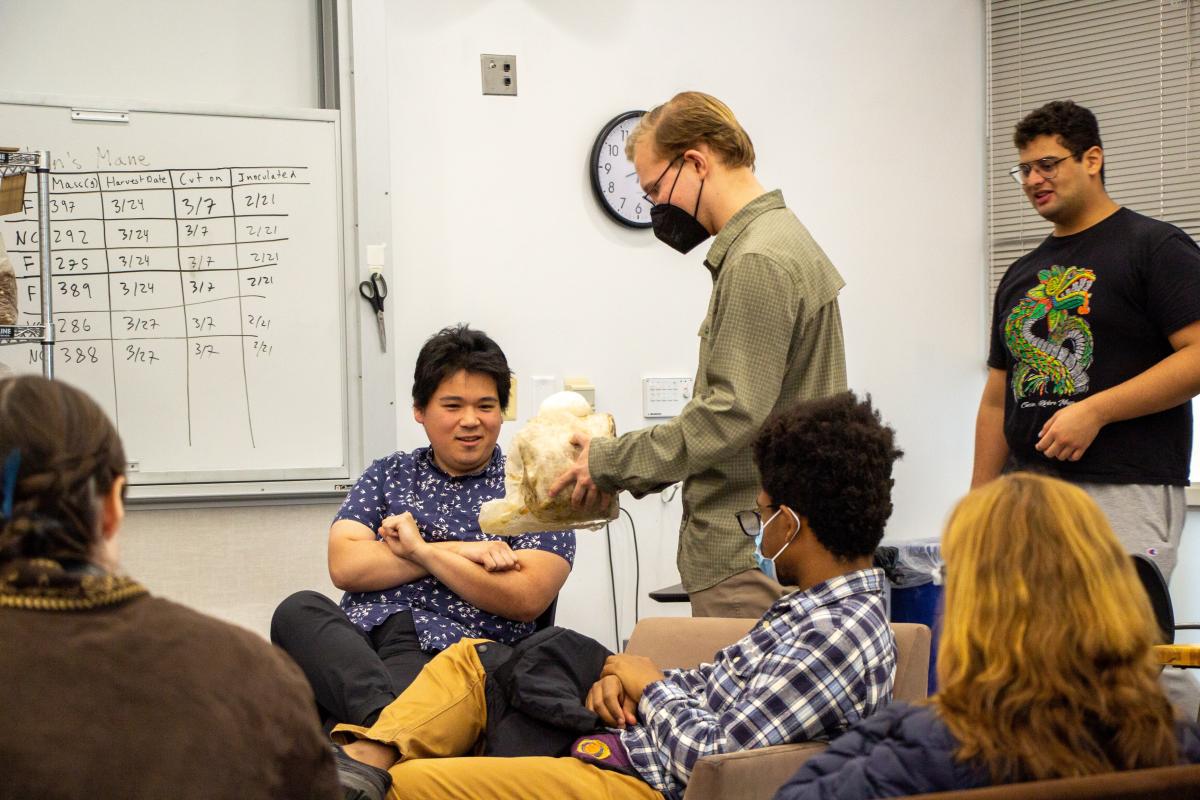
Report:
0,0,338,636
119,501,340,633
1174,517,1200,643
383,0,987,649
0,0,320,109
5,0,1197,657
2,0,995,647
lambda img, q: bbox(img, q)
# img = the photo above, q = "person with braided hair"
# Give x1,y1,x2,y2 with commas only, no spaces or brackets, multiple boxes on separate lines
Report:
0,376,340,800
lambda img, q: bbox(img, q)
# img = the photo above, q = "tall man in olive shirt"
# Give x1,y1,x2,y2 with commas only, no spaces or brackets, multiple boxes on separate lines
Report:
551,92,848,617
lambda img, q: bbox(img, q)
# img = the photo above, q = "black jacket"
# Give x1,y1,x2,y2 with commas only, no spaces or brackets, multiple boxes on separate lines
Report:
774,702,1200,800
479,625,613,758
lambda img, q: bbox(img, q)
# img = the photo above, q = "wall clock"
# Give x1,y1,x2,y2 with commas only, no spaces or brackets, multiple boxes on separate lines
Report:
589,110,651,228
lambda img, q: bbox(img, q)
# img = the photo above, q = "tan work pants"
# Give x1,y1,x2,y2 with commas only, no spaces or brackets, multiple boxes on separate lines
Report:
333,639,661,800
688,568,791,619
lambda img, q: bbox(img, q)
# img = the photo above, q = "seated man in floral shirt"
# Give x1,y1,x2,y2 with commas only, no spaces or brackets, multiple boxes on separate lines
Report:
333,392,901,800
272,324,575,732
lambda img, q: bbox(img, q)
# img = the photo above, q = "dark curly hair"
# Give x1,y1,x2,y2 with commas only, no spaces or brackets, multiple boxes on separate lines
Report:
752,392,902,560
1013,100,1105,183
0,376,126,566
412,324,512,411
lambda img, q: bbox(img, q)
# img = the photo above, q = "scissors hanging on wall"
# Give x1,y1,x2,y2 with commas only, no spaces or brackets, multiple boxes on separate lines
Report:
359,272,388,352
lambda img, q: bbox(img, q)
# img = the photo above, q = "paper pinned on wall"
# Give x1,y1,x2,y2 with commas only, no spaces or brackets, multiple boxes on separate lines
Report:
0,147,27,217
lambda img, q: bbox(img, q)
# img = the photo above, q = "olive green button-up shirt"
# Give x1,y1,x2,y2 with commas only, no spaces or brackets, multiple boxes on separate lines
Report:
589,190,847,593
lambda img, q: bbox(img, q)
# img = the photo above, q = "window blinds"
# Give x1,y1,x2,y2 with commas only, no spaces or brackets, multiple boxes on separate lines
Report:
987,0,1199,300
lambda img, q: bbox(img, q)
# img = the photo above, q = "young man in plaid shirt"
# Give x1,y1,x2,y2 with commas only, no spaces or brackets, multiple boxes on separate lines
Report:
333,393,901,800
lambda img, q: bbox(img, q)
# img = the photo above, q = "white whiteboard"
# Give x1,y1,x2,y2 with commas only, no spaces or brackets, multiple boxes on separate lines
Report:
0,97,350,490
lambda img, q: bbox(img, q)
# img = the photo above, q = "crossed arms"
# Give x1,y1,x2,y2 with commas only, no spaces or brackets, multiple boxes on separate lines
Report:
327,513,569,623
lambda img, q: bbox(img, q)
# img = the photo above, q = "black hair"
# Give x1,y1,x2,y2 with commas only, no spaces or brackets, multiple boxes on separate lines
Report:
1014,100,1105,183
412,324,511,411
0,376,126,566
752,392,902,560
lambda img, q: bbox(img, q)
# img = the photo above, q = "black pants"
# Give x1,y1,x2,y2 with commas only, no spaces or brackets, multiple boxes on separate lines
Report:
271,590,434,727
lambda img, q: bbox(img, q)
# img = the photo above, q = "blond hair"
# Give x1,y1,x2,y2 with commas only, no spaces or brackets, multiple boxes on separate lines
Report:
934,473,1178,781
626,91,755,169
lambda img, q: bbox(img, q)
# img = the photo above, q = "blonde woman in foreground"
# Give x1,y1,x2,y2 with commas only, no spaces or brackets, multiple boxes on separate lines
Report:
774,472,1200,799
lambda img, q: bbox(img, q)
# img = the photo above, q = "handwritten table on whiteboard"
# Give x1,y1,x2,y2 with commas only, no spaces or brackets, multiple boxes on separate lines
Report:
0,100,354,495
9,166,307,448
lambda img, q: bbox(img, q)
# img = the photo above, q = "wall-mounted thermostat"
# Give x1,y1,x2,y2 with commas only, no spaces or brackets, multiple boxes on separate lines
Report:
642,377,693,418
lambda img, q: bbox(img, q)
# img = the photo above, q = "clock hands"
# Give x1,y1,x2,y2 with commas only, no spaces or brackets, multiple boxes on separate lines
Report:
592,110,652,228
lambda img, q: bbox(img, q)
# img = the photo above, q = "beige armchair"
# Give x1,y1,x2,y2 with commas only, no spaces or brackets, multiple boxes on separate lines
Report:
625,617,932,800
903,763,1200,798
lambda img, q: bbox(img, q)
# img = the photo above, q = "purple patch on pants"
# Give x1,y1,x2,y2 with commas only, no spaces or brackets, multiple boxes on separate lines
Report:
569,732,639,777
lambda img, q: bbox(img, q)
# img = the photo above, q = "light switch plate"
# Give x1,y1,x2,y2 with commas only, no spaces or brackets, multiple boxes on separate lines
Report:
530,375,557,417
480,54,517,96
642,377,693,418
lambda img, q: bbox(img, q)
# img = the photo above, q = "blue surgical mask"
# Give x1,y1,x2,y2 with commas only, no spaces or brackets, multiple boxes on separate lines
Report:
753,507,800,583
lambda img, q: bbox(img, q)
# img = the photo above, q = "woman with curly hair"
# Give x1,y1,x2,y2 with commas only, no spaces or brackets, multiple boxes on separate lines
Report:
0,376,338,800
774,472,1200,799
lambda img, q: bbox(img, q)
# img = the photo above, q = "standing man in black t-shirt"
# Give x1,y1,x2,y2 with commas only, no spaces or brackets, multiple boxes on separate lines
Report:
972,100,1200,583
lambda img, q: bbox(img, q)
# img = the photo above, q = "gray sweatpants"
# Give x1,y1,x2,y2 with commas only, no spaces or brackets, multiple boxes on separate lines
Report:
1076,481,1186,582
1076,481,1196,720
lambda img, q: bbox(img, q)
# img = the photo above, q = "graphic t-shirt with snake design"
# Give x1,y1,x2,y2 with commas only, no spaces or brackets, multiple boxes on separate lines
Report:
988,207,1200,485
1004,264,1096,401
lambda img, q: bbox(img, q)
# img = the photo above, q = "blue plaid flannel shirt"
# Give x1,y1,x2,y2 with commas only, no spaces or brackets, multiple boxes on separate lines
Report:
620,568,894,800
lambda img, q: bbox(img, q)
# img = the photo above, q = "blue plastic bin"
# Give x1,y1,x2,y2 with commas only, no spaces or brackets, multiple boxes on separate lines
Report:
883,541,943,694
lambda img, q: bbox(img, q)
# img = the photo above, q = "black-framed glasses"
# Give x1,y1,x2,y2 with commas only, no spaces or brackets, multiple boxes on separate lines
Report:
642,156,682,206
1008,154,1075,185
735,508,768,537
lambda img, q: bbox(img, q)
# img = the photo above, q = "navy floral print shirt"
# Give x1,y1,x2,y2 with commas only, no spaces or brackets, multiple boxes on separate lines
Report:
335,446,576,652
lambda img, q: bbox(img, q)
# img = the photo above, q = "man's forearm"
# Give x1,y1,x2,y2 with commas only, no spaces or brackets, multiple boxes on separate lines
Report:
329,537,427,591
590,380,779,496
971,403,1009,489
971,368,1010,489
591,257,802,495
638,682,723,781
409,547,557,623
329,540,471,592
1083,344,1200,427
589,422,689,495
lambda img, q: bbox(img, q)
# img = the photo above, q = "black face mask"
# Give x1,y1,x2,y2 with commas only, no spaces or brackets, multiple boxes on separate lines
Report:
650,161,709,254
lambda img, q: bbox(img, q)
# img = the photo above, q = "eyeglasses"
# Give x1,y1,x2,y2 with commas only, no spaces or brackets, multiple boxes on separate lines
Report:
1008,154,1075,185
642,156,682,206
735,508,771,537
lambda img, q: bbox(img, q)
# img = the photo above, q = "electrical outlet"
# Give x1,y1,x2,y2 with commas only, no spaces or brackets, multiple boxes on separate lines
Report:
564,377,595,411
480,54,517,96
